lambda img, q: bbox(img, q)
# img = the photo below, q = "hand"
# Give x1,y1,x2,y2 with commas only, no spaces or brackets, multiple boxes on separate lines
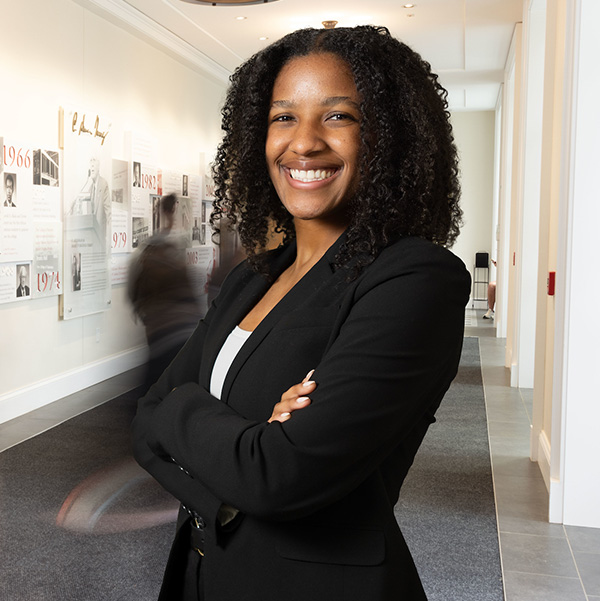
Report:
268,370,317,423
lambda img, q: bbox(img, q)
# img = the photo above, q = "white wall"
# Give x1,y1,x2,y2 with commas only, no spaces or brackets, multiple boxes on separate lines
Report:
450,111,496,304
554,0,600,528
0,0,227,422
531,0,566,492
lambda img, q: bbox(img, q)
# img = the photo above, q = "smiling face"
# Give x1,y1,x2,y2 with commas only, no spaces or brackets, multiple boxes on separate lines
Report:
266,52,361,230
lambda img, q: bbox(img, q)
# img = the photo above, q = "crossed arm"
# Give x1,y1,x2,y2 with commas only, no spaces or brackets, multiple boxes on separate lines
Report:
132,249,469,536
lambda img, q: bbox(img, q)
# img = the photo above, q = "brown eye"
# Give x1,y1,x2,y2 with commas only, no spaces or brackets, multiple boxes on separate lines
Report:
327,112,357,123
271,114,294,123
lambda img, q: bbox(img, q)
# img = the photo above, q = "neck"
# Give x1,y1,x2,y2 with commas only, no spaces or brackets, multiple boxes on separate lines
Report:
291,218,346,272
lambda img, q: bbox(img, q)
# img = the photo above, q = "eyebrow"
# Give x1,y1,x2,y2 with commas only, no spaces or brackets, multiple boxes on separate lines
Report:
270,96,360,110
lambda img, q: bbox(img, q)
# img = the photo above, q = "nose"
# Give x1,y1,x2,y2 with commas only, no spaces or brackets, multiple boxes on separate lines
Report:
288,119,327,156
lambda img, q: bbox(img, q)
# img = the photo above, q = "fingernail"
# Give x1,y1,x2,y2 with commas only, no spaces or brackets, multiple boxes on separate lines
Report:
302,381,315,388
296,397,309,403
281,412,291,418
303,369,315,382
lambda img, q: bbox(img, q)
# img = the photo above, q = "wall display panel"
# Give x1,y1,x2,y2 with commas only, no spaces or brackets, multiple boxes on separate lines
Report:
204,173,215,201
1,138,63,303
0,262,31,303
159,168,213,313
31,146,63,300
32,220,62,300
160,169,203,247
1,140,35,261
111,253,130,286
189,175,204,246
60,107,112,319
111,158,130,254
187,245,216,315
110,158,130,287
127,132,157,250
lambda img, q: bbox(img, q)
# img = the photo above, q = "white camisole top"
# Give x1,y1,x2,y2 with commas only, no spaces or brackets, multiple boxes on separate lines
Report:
208,326,252,526
209,326,253,401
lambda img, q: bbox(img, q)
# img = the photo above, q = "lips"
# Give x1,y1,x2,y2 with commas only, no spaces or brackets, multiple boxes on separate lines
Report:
288,168,338,183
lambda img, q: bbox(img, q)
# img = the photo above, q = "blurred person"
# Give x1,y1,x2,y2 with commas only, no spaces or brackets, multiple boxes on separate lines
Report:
128,193,201,392
483,259,497,319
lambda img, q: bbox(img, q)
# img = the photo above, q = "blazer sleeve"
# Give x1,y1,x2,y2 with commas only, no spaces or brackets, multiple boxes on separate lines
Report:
131,294,225,531
145,243,471,522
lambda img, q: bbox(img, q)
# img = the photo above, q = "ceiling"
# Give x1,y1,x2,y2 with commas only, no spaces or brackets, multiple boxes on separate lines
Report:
100,0,525,111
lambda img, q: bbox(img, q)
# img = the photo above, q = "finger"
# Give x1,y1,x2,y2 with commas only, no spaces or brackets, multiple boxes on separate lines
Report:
280,396,311,414
268,411,291,424
268,396,311,423
302,369,315,383
280,378,317,404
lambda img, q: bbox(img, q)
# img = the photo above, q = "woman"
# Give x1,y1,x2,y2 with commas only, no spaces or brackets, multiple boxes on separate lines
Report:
132,25,471,601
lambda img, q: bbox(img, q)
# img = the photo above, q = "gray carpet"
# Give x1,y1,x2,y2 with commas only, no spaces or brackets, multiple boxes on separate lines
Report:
397,336,504,600
0,388,175,601
0,337,502,600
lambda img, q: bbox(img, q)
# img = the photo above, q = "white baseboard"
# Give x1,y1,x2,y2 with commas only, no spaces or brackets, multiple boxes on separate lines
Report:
0,346,147,425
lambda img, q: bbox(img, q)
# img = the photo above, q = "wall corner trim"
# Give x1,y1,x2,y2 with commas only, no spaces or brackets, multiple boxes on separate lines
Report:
537,429,552,492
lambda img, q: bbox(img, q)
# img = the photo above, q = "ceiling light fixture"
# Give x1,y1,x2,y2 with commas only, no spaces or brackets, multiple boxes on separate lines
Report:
235,16,247,19
180,0,280,5
403,3,416,8
322,20,338,29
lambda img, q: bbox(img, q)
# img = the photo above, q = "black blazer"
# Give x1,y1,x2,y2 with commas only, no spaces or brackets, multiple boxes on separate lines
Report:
132,234,471,601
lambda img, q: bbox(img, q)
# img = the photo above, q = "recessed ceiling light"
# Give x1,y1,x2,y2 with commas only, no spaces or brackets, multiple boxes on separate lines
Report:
403,3,416,7
236,16,246,20
259,36,269,40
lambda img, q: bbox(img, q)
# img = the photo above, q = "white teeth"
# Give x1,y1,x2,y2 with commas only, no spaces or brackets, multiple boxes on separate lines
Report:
289,168,335,182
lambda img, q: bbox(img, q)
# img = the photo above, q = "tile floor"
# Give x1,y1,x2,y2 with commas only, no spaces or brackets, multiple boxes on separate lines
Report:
1,312,599,600
466,309,600,601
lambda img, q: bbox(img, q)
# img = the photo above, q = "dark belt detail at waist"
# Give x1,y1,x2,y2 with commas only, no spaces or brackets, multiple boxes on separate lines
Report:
183,505,205,556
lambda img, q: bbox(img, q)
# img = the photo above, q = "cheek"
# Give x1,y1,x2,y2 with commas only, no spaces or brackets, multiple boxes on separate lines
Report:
265,130,283,160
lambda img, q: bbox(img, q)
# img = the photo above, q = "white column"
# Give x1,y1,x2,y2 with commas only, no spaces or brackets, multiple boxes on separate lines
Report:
514,0,546,388
550,0,600,527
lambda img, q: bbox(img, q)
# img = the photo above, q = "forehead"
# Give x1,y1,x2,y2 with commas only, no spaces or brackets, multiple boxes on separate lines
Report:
271,52,358,100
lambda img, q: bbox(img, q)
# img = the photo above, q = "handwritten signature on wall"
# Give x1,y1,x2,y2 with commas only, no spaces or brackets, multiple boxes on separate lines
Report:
71,113,109,146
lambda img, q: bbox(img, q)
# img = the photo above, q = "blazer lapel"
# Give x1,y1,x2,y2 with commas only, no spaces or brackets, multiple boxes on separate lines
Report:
199,242,297,389
219,233,347,403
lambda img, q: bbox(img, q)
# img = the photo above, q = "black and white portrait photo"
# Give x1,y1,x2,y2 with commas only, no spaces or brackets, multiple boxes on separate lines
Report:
133,161,141,187
16,264,30,297
182,174,188,197
4,173,17,207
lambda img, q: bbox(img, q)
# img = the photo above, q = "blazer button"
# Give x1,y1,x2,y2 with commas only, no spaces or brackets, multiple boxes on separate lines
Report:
170,456,191,477
193,516,206,530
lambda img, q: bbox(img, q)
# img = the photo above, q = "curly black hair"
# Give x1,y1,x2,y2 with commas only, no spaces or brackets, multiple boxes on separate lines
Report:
210,25,462,275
